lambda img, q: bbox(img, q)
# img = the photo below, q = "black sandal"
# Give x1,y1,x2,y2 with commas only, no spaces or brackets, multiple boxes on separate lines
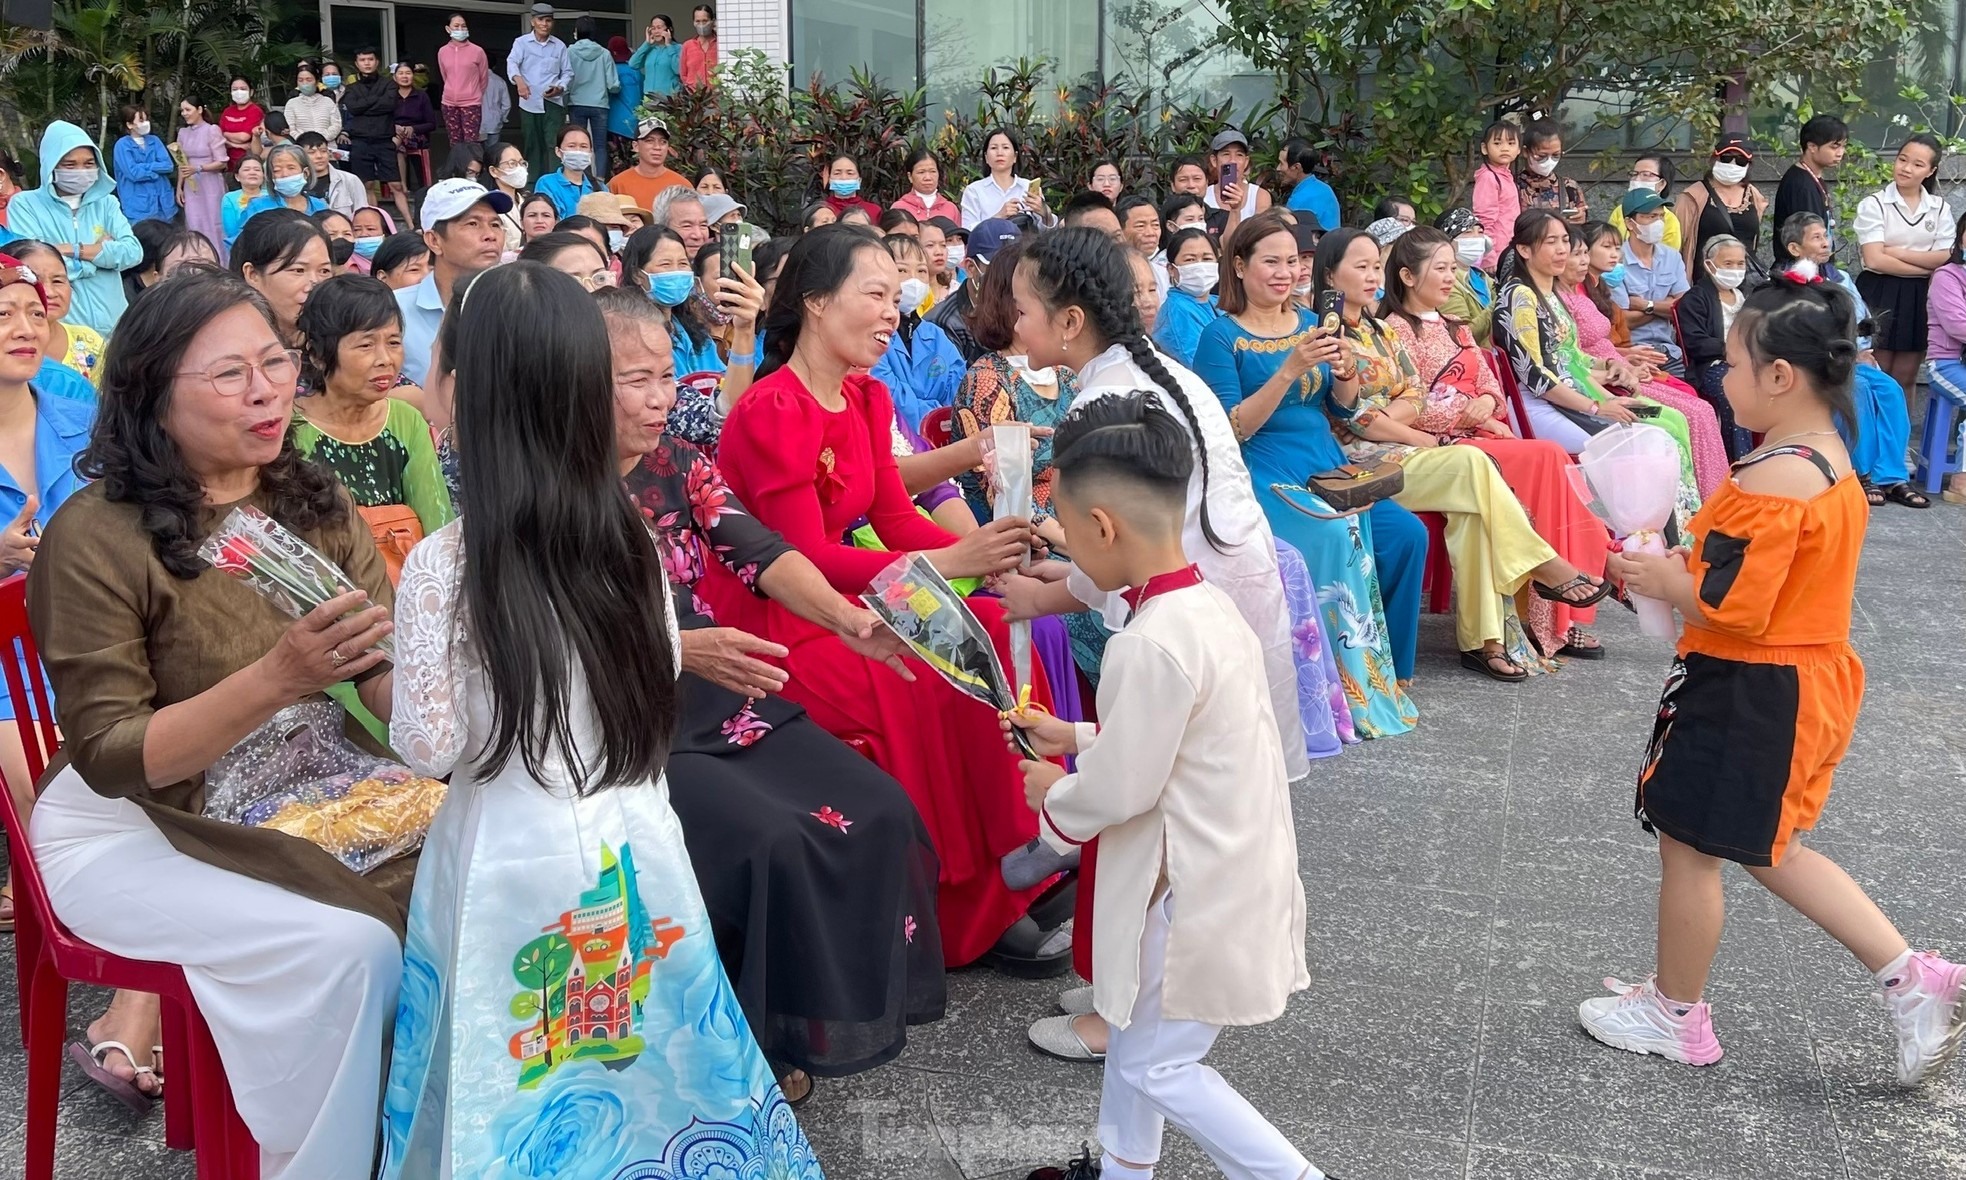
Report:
1881,483,1933,509
977,915,1074,979
1557,627,1607,660
773,1065,815,1108
1862,476,1886,507
1460,649,1527,682
1531,573,1614,608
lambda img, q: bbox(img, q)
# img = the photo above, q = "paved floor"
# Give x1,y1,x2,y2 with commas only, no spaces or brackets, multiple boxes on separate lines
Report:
1,501,1961,1179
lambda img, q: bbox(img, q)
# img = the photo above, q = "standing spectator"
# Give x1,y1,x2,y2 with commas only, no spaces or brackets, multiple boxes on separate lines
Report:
219,76,265,168
299,132,366,218
1853,134,1955,398
6,121,140,335
1516,118,1587,223
479,69,510,145
508,3,572,181
1675,133,1767,278
1277,136,1340,235
437,13,489,149
605,36,643,171
891,148,961,224
1607,151,1681,250
389,61,438,207
610,118,692,218
629,14,683,98
1773,114,1848,259
1609,189,1690,375
682,4,718,88
1202,127,1271,242
1471,119,1521,270
111,106,176,225
285,63,342,142
564,17,618,180
341,50,403,204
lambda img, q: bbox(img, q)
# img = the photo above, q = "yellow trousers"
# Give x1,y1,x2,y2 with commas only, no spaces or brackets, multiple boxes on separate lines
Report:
1392,445,1556,651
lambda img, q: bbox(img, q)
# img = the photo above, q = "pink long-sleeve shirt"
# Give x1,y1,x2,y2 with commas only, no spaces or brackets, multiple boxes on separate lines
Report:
1926,263,1966,361
438,40,489,108
1472,163,1520,272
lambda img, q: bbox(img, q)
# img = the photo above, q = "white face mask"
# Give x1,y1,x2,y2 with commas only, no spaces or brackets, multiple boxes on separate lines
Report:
1453,236,1489,268
132,120,151,139
1529,156,1560,177
499,164,529,189
1174,262,1215,299
560,149,593,173
1711,267,1747,290
1292,277,1315,296
1628,178,1659,193
52,167,97,195
607,229,626,253
945,244,966,268
231,88,251,105
898,277,930,315
1712,161,1749,186
1635,221,1666,246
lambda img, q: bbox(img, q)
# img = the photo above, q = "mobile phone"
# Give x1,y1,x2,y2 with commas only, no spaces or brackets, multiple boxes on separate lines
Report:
718,222,740,283
733,224,755,275
1313,288,1344,332
1631,403,1662,418
1219,161,1240,193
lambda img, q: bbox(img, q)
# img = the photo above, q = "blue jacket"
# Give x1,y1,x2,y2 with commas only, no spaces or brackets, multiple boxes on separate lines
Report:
534,169,599,218
608,63,645,139
33,357,94,404
1152,288,1220,370
111,133,178,224
628,41,682,97
566,39,620,109
229,193,330,250
871,317,966,433
5,122,141,337
0,389,94,720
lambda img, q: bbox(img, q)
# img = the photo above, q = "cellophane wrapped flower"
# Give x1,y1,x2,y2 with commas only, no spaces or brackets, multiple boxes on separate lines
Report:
199,504,394,661
862,552,1036,758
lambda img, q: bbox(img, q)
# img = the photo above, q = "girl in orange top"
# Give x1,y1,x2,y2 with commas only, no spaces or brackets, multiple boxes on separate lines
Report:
1581,274,1966,1087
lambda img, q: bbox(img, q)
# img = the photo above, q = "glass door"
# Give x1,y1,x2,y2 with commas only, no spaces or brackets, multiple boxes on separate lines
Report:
327,0,396,67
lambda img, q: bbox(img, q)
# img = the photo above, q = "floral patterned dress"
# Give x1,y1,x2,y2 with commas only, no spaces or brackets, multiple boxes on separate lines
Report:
624,436,946,1075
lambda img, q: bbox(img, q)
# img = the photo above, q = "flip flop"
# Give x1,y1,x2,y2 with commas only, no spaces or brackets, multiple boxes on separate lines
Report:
1460,649,1527,683
773,1066,814,1108
1,882,14,935
66,1039,159,1115
1532,573,1613,608
1881,484,1933,509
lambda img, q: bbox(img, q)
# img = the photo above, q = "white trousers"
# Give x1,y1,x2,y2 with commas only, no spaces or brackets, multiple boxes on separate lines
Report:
29,767,401,1180
1522,397,1595,455
1100,892,1314,1180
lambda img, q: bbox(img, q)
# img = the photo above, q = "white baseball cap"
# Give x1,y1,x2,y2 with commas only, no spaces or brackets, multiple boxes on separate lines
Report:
420,178,513,232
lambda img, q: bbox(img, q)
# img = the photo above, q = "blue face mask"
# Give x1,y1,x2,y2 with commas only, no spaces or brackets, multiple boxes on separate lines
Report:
648,271,696,306
828,178,861,198
1602,263,1627,288
352,235,384,259
322,75,342,90
274,174,307,198
1374,286,1385,302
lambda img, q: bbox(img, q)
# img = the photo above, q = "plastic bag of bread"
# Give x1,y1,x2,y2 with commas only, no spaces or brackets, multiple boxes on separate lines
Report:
203,700,447,874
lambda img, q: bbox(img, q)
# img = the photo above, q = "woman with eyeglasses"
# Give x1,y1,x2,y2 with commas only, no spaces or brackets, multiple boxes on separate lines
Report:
26,266,408,1178
518,229,615,292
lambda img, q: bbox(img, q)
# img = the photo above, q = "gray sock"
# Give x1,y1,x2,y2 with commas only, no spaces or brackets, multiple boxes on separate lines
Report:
1000,837,1079,890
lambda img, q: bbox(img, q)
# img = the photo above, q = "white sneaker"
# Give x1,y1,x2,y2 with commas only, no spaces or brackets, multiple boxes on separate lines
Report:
1878,950,1966,1086
1057,985,1095,1016
1578,976,1723,1066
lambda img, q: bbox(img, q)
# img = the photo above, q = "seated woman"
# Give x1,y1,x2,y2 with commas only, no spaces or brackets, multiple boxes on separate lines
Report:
1436,207,1496,345
870,233,965,433
1380,229,1615,665
1775,212,1926,507
1493,209,1700,528
621,224,760,450
702,225,1069,977
1151,226,1219,368
5,241,105,385
1322,225,1612,680
1674,235,1753,458
1187,212,1420,737
28,267,405,1179
232,211,336,350
291,274,452,580
1565,221,1728,497
231,143,329,251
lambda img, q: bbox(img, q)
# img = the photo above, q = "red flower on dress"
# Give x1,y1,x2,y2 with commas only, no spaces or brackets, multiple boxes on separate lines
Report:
720,704,773,747
210,537,260,574
810,805,852,833
685,460,734,531
816,446,848,504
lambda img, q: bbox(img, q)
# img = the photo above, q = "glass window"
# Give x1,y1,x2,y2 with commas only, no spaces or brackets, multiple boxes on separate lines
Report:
791,0,919,89
1104,0,1267,112
923,0,1098,111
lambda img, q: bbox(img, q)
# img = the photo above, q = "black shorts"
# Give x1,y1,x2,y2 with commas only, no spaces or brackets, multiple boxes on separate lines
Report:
346,139,398,184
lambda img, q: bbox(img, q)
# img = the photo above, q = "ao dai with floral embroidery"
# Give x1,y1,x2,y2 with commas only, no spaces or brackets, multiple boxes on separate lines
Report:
382,523,820,1180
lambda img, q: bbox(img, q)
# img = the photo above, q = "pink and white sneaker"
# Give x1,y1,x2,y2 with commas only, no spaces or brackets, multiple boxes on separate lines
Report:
1878,950,1966,1087
1578,976,1724,1066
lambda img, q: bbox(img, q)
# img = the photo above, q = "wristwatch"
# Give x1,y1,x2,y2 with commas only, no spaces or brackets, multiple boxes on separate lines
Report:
1643,299,1657,314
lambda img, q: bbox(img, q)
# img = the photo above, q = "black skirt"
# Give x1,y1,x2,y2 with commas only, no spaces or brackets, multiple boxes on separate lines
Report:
1855,270,1930,352
667,673,947,1077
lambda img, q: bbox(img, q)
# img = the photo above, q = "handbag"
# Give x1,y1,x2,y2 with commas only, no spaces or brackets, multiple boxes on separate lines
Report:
1270,459,1405,519
357,502,424,586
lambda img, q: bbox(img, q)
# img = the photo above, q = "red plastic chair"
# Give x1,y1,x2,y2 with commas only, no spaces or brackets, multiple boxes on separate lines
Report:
1415,511,1451,614
1489,348,1537,441
919,405,957,449
0,573,260,1180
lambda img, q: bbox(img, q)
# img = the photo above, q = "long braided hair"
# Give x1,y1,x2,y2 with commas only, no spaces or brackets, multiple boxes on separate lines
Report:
1023,226,1228,551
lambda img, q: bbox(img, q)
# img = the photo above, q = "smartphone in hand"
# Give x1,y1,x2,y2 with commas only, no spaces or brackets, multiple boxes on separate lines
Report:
718,222,740,283
1219,160,1240,194
1314,288,1344,332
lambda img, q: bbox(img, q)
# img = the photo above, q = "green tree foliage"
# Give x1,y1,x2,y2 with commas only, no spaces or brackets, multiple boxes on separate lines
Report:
1214,0,1948,216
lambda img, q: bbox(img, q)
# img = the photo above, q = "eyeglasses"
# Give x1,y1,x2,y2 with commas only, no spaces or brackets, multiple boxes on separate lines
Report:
1631,170,1663,181
577,270,615,292
176,349,302,396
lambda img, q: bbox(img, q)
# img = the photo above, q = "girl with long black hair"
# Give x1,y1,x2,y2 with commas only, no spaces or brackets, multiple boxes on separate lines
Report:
382,261,821,1179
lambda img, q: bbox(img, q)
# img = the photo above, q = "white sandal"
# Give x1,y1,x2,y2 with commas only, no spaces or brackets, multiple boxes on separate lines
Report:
65,1038,163,1114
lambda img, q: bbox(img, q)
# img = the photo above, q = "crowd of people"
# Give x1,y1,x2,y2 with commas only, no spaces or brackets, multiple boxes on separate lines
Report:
0,50,1962,1180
